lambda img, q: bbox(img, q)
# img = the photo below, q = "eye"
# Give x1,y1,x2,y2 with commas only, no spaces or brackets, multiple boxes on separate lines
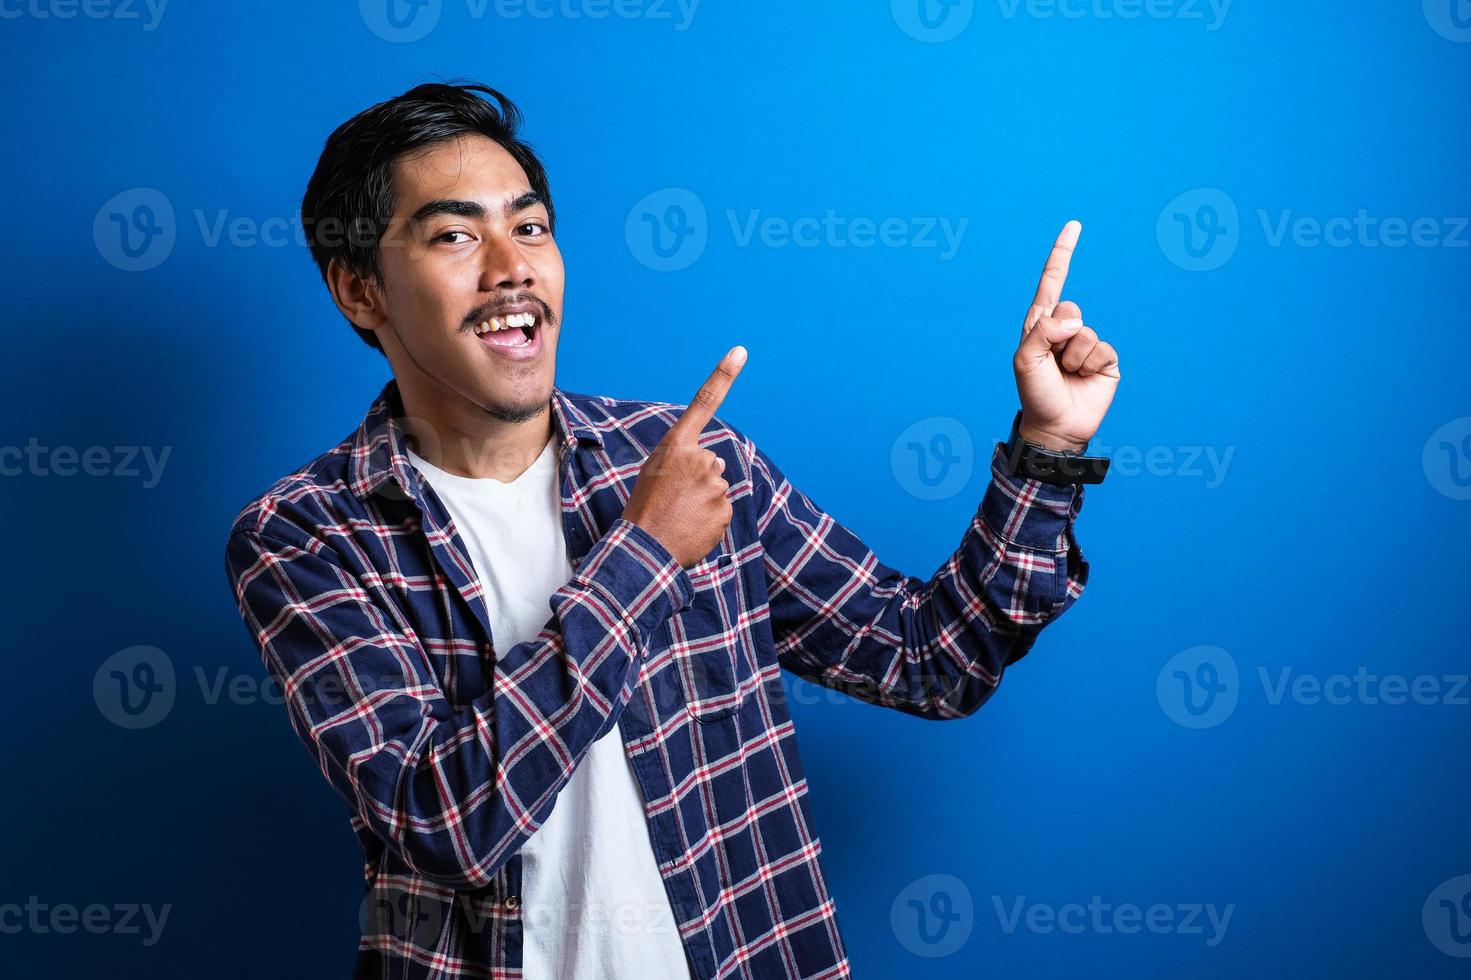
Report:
516,221,549,237
434,230,471,244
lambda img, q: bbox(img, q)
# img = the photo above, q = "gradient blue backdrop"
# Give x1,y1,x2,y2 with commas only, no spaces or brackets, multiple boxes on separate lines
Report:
3,1,1469,976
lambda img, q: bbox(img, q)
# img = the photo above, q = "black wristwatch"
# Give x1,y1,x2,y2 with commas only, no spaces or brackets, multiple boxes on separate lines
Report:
1000,411,1110,486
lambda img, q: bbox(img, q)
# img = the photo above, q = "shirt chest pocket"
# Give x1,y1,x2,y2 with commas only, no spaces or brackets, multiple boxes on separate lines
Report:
664,542,756,723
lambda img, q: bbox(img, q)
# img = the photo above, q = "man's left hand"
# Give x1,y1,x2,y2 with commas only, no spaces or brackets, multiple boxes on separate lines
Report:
1012,220,1121,453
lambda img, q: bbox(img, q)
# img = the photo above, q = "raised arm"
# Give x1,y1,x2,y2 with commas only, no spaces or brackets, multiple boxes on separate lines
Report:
222,350,750,890
742,430,1087,720
743,221,1119,719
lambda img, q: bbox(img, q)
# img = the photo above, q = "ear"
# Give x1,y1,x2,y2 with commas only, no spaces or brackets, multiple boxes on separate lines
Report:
326,258,388,335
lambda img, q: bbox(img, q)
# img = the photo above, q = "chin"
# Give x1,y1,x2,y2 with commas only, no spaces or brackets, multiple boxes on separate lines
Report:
482,380,552,423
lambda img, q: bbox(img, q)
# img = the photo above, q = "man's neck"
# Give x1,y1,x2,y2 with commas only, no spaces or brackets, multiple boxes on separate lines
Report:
396,382,554,484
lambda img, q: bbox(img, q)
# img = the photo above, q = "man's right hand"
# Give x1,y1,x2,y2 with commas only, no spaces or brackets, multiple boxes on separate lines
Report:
622,346,747,569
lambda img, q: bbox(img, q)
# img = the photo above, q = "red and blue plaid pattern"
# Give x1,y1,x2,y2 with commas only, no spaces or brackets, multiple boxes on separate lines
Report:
223,378,1089,979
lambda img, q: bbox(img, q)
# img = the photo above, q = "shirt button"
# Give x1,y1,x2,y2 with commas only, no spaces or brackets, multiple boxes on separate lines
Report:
504,895,521,912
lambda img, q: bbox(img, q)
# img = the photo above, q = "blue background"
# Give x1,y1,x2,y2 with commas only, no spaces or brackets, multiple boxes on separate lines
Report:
3,0,1469,976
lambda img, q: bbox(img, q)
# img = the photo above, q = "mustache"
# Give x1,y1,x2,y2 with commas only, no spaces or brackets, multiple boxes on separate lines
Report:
463,293,556,330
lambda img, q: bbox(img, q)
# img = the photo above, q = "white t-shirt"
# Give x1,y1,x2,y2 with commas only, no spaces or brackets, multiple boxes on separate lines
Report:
407,437,691,979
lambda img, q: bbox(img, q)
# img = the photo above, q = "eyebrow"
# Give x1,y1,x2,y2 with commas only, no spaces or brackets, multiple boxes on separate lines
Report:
408,191,545,228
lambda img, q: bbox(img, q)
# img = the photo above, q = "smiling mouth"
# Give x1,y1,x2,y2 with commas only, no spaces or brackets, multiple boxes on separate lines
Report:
473,311,539,349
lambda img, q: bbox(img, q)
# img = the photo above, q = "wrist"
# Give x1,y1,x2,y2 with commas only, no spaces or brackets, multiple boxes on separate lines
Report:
1018,420,1088,454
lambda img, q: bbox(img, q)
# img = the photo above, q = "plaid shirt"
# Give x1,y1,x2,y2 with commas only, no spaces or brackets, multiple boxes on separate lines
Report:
223,378,1089,979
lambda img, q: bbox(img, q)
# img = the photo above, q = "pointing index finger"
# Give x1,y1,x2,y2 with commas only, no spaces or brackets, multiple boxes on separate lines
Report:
670,345,747,441
1023,220,1082,336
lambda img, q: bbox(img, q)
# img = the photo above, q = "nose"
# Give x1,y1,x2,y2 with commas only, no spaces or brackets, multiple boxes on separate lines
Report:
479,235,535,292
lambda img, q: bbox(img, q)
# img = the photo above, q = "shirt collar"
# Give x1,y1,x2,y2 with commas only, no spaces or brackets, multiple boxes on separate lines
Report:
347,377,605,502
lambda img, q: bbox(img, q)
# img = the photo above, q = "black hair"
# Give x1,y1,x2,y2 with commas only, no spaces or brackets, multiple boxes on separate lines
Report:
300,81,555,355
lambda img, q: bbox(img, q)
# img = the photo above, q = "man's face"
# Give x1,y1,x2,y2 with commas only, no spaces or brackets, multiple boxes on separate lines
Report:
370,134,563,423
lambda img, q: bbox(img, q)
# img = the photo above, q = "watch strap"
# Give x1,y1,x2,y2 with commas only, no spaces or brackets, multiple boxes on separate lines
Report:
1001,411,1109,486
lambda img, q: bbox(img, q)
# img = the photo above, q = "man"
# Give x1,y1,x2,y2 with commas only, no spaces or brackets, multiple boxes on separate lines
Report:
223,81,1119,980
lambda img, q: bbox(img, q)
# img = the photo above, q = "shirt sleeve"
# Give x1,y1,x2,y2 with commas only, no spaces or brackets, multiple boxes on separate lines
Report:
223,516,692,890
738,427,1090,720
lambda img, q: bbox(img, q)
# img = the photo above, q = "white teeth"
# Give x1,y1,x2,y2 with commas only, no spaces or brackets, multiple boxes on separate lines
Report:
475,313,539,338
